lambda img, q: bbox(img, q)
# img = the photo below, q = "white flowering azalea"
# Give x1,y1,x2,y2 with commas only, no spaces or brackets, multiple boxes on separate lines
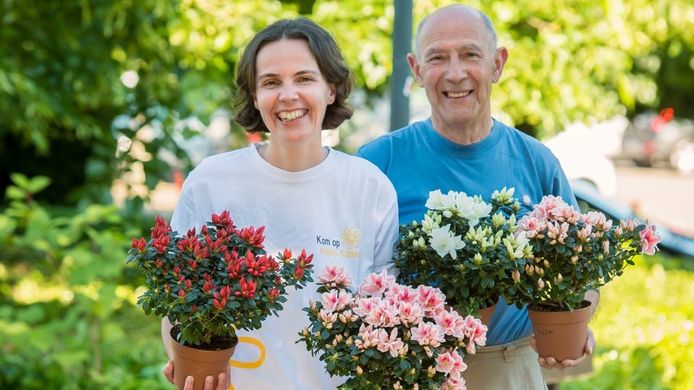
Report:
428,225,465,259
395,187,534,317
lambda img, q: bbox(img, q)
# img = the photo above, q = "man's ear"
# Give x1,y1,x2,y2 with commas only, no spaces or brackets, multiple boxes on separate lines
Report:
492,47,509,84
407,53,424,87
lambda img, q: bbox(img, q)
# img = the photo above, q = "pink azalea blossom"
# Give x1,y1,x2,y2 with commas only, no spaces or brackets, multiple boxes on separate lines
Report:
353,296,381,318
318,265,352,287
417,285,446,315
377,328,405,358
384,284,419,304
441,376,467,390
463,315,488,354
434,309,466,338
321,289,352,313
639,224,661,255
411,322,445,347
518,216,544,239
435,350,466,379
398,301,425,326
359,270,396,296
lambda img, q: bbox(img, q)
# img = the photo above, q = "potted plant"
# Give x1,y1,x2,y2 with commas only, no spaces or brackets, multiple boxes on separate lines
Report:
505,195,661,360
127,211,314,390
393,188,533,323
298,266,487,389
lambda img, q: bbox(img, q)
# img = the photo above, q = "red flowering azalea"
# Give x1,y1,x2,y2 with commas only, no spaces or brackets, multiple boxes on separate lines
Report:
126,211,314,347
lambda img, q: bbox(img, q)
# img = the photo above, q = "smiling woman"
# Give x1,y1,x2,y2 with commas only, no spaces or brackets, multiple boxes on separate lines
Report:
160,17,399,390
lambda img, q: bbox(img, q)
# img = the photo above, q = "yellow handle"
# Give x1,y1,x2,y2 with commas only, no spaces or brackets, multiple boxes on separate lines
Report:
227,336,266,390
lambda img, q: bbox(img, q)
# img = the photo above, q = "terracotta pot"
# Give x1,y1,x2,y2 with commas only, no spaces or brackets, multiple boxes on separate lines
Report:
527,300,593,361
169,329,238,390
479,304,496,326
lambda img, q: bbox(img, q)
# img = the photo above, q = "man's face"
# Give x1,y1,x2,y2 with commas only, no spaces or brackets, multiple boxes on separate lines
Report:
408,9,507,133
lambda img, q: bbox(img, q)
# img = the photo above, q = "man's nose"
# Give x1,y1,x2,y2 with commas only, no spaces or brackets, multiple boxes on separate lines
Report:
445,57,466,82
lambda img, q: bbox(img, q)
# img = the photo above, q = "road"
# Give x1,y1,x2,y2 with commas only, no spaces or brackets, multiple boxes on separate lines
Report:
612,166,694,236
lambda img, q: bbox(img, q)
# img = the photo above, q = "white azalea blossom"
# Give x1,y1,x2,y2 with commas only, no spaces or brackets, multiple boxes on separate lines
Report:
428,225,465,259
455,195,492,227
425,190,457,210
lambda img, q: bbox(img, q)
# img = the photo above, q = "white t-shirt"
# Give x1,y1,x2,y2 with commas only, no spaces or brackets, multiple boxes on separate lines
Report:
170,144,399,389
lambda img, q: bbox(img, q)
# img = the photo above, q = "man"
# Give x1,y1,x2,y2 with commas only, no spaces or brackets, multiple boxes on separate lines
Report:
357,4,597,389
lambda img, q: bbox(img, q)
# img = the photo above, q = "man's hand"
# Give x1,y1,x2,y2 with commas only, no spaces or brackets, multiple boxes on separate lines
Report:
162,360,230,390
531,327,595,369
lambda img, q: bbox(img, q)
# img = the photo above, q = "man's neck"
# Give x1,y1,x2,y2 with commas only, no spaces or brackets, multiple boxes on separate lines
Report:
431,116,494,145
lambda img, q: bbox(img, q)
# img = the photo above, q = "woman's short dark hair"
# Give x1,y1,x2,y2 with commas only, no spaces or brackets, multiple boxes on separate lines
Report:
233,18,353,133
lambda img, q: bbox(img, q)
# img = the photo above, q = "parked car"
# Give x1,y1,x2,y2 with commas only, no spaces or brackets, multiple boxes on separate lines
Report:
572,179,694,257
616,108,694,174
544,117,627,197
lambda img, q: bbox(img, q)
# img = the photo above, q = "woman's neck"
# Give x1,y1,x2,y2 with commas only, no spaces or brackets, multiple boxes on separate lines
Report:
257,140,328,172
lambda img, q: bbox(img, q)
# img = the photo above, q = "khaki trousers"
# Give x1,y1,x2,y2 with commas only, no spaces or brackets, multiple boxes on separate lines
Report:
463,336,548,390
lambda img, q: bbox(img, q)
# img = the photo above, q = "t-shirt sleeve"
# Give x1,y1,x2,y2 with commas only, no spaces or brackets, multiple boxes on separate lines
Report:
170,180,197,234
356,136,391,174
549,158,579,209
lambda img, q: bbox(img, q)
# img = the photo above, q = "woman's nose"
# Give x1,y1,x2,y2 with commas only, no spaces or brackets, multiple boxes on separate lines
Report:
279,84,299,102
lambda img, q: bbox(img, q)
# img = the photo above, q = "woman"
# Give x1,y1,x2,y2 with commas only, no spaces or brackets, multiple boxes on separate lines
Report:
162,18,398,389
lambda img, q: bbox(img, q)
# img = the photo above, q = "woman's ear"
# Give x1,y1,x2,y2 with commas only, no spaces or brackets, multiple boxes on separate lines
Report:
328,85,336,104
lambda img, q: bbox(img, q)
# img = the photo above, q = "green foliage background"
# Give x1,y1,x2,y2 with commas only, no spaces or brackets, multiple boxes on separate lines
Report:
1,0,693,388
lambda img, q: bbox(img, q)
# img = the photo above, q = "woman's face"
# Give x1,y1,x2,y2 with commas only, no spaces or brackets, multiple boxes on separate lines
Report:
253,38,335,146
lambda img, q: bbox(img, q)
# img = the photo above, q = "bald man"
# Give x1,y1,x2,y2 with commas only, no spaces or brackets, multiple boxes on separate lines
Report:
358,4,597,389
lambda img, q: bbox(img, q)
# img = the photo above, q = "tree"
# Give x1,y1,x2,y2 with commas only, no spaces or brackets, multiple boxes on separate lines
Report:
1,0,691,204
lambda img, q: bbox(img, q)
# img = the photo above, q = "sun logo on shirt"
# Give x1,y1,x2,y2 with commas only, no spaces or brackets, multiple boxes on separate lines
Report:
341,227,361,249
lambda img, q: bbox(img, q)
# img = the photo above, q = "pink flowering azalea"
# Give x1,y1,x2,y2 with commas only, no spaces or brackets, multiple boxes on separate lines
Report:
411,321,445,347
359,270,396,296
318,265,352,287
639,224,661,255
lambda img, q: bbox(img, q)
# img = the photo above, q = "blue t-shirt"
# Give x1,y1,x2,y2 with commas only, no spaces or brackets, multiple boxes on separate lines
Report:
357,118,578,345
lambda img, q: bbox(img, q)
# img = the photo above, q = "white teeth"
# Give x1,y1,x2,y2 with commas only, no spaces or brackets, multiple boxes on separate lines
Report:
447,91,470,98
278,110,305,121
